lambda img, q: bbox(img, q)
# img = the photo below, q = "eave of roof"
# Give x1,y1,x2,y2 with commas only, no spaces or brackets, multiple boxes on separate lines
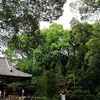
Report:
0,57,32,78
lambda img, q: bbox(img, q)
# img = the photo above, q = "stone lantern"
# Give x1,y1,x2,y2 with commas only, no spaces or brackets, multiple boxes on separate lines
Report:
58,81,68,100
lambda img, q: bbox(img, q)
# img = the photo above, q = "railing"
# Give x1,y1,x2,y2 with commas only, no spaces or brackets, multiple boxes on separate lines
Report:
7,95,35,100
8,95,23,100
0,94,36,100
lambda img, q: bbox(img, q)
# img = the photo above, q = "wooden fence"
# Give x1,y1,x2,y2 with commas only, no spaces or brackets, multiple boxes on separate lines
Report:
8,95,24,100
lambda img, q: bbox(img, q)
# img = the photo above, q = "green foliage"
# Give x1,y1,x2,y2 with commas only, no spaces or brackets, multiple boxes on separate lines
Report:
3,7,100,96
7,82,22,88
85,94,94,100
22,80,35,94
70,94,78,100
70,17,80,28
46,69,57,99
66,73,74,85
70,0,100,21
68,90,73,94
66,94,71,100
2,0,66,70
38,71,48,96
97,92,100,99
33,23,70,73
67,22,94,91
41,23,70,51
83,90,90,95
85,22,100,89
73,90,83,96
95,86,100,93
36,96,48,100
55,61,64,83
53,94,61,100
32,65,43,76
66,55,77,70
0,0,66,35
78,95,84,100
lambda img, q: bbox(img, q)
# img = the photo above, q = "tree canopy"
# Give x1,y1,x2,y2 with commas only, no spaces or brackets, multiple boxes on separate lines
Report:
0,0,66,47
2,0,100,99
69,0,100,21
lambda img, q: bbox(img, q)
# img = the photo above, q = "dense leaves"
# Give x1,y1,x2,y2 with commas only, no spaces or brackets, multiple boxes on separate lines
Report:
69,0,100,21
0,0,66,49
3,0,100,97
85,21,100,92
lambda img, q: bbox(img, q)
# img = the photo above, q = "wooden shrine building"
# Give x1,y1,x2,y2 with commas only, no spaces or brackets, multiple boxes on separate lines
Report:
0,57,32,82
0,57,32,97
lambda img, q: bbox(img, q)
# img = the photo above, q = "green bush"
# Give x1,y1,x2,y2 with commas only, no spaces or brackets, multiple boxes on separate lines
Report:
36,96,48,100
94,96,98,100
85,94,94,100
68,90,73,94
78,95,84,100
66,94,71,100
95,86,100,93
83,90,90,95
53,94,61,100
97,92,100,99
70,94,78,100
73,90,83,95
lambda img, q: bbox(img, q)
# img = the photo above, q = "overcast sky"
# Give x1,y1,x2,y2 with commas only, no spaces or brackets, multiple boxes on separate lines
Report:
40,0,77,30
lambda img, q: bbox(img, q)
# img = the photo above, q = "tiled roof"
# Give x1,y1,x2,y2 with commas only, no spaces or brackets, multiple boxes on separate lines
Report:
0,57,32,78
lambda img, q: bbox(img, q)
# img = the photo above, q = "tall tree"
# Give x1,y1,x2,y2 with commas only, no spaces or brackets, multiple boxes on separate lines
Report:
34,23,70,73
0,0,66,49
85,21,100,93
69,0,100,21
46,69,57,100
66,20,93,90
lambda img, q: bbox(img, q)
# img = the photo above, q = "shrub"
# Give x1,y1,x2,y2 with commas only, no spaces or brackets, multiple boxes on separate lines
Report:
68,90,73,94
78,95,84,100
70,94,78,100
85,94,94,100
73,90,83,95
95,86,100,93
7,82,22,88
83,90,90,95
36,96,48,100
66,94,71,100
53,94,61,100
97,92,100,99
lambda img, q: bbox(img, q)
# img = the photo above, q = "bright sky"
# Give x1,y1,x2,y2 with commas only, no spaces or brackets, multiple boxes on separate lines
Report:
40,0,77,30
